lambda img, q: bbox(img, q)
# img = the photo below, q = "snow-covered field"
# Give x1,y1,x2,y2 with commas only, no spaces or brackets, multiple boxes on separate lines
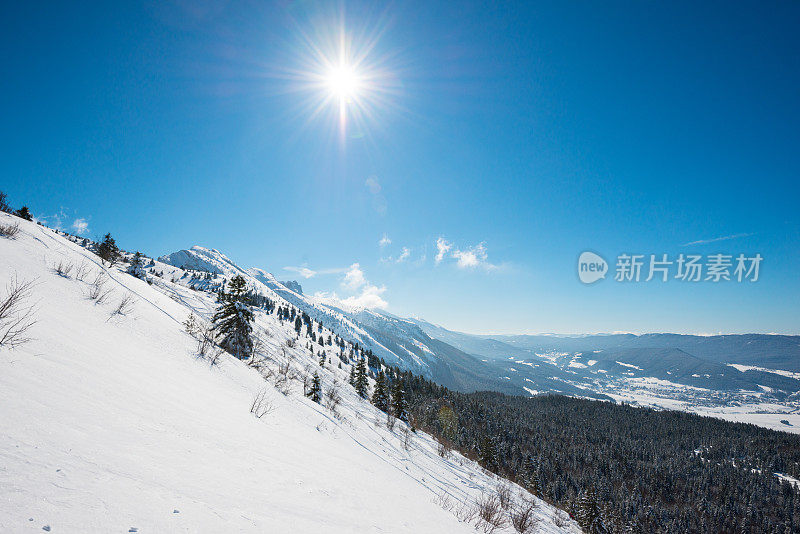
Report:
0,213,576,533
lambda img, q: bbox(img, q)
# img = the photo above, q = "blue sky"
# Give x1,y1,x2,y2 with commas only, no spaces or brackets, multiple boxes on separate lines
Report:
2,1,798,334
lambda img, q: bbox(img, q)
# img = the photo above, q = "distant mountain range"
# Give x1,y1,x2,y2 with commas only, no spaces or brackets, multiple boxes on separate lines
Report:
158,246,800,417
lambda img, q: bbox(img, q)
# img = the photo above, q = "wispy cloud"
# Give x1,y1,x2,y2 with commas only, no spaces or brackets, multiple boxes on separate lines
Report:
365,176,387,215
379,233,391,248
434,237,499,271
682,233,755,247
397,247,411,263
37,208,90,235
72,218,90,235
381,246,412,264
283,265,347,279
283,266,318,279
452,242,497,271
435,237,451,264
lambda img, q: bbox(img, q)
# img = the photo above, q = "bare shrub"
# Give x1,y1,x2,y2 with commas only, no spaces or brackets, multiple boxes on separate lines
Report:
434,491,455,512
496,483,513,510
196,324,223,366
0,221,20,238
325,381,342,416
400,424,413,451
183,312,199,337
285,337,296,348
476,494,506,534
85,272,110,302
250,389,274,418
247,334,272,371
52,259,73,278
0,276,37,348
74,262,90,281
454,502,477,523
438,441,452,459
386,412,397,431
273,359,293,395
552,509,568,528
510,500,539,533
108,294,134,319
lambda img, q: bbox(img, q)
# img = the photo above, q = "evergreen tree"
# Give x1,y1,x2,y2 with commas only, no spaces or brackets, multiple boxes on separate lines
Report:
355,358,369,398
348,366,356,387
319,353,326,366
14,206,32,221
371,370,389,411
437,404,458,442
478,434,498,471
211,274,254,360
391,379,408,422
127,251,145,279
0,191,10,213
577,485,602,533
307,372,321,403
97,233,120,266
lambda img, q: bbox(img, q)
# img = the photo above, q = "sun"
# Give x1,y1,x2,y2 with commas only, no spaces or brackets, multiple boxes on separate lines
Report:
281,13,400,143
324,63,362,102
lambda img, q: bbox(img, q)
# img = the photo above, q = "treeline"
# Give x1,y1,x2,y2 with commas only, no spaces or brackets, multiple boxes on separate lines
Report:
395,372,800,533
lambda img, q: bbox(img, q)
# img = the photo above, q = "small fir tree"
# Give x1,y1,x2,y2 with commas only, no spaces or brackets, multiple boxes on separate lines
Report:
97,233,120,266
354,358,369,398
307,372,321,403
391,379,408,422
371,370,390,411
211,274,254,360
14,206,32,221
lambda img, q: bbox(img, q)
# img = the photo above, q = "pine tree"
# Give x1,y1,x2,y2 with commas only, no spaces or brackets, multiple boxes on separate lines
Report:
97,233,120,266
319,353,326,366
371,370,390,411
14,206,32,221
437,404,458,442
211,274,254,360
391,379,408,422
307,372,321,403
349,366,356,387
355,358,369,398
577,485,602,533
127,251,145,279
0,191,11,213
478,434,497,471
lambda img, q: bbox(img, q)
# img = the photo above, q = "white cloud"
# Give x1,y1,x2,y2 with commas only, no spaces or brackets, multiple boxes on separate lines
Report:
379,234,391,248
452,242,492,269
435,237,499,271
435,237,451,264
397,247,411,263
315,263,388,311
283,266,317,279
342,263,367,290
340,284,388,309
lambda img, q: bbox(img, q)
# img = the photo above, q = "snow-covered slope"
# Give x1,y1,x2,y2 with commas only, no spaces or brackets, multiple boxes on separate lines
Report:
0,213,577,533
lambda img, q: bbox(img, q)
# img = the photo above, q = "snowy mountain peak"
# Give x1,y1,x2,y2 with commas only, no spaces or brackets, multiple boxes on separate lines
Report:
158,246,246,276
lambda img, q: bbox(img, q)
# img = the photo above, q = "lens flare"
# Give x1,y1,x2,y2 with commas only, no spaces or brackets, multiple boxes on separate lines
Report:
276,10,401,145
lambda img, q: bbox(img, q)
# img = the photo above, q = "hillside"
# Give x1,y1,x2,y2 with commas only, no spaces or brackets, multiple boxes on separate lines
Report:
0,213,577,533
